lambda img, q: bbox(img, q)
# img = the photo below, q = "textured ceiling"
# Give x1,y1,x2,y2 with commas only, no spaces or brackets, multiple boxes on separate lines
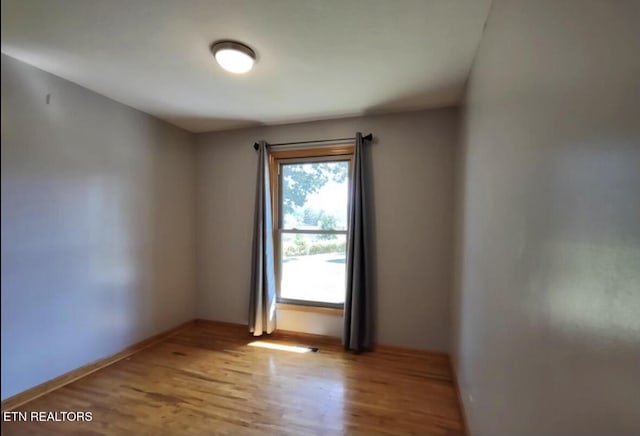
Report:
1,0,491,132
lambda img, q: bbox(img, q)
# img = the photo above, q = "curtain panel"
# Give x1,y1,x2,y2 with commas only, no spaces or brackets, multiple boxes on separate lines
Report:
249,141,277,336
344,132,373,351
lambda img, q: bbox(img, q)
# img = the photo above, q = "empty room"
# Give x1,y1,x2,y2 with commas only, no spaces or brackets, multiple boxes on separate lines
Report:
1,0,638,435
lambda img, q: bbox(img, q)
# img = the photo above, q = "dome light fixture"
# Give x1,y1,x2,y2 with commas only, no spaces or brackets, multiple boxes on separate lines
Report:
211,40,256,74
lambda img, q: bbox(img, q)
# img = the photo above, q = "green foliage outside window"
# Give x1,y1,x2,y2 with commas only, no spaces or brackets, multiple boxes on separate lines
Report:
282,162,347,217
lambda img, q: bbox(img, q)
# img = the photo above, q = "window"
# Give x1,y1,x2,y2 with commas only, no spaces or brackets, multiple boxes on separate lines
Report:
270,146,353,308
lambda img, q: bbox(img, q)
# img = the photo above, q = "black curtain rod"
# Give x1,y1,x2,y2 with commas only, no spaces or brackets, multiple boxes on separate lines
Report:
253,133,373,150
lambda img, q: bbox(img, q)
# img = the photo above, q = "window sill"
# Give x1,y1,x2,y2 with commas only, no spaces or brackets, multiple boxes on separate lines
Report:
277,303,344,317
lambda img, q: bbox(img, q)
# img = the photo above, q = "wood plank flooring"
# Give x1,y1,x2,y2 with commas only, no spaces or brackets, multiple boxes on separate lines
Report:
2,321,465,435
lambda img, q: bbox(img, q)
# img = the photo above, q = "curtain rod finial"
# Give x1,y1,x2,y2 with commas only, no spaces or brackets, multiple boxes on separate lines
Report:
253,142,259,150
363,133,373,141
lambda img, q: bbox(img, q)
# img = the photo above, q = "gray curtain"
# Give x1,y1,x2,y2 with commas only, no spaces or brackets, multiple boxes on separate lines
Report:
249,141,277,336
344,132,372,351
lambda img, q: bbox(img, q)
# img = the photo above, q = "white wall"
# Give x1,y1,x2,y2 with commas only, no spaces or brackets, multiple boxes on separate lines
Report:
453,1,640,434
1,54,197,400
196,109,458,350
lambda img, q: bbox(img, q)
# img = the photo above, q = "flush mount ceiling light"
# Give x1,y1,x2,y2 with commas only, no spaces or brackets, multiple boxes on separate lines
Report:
211,40,256,74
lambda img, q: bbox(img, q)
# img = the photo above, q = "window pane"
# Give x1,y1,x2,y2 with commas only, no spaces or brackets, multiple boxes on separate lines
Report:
281,161,349,231
280,233,346,304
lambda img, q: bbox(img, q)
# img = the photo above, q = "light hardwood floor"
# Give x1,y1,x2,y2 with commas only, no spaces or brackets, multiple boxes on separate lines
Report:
2,321,465,435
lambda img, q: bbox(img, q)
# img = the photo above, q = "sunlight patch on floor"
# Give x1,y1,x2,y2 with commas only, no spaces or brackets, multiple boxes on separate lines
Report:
248,341,311,353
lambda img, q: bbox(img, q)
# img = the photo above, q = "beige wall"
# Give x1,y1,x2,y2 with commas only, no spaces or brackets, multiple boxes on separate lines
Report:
196,108,458,350
1,54,197,400
453,1,640,434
